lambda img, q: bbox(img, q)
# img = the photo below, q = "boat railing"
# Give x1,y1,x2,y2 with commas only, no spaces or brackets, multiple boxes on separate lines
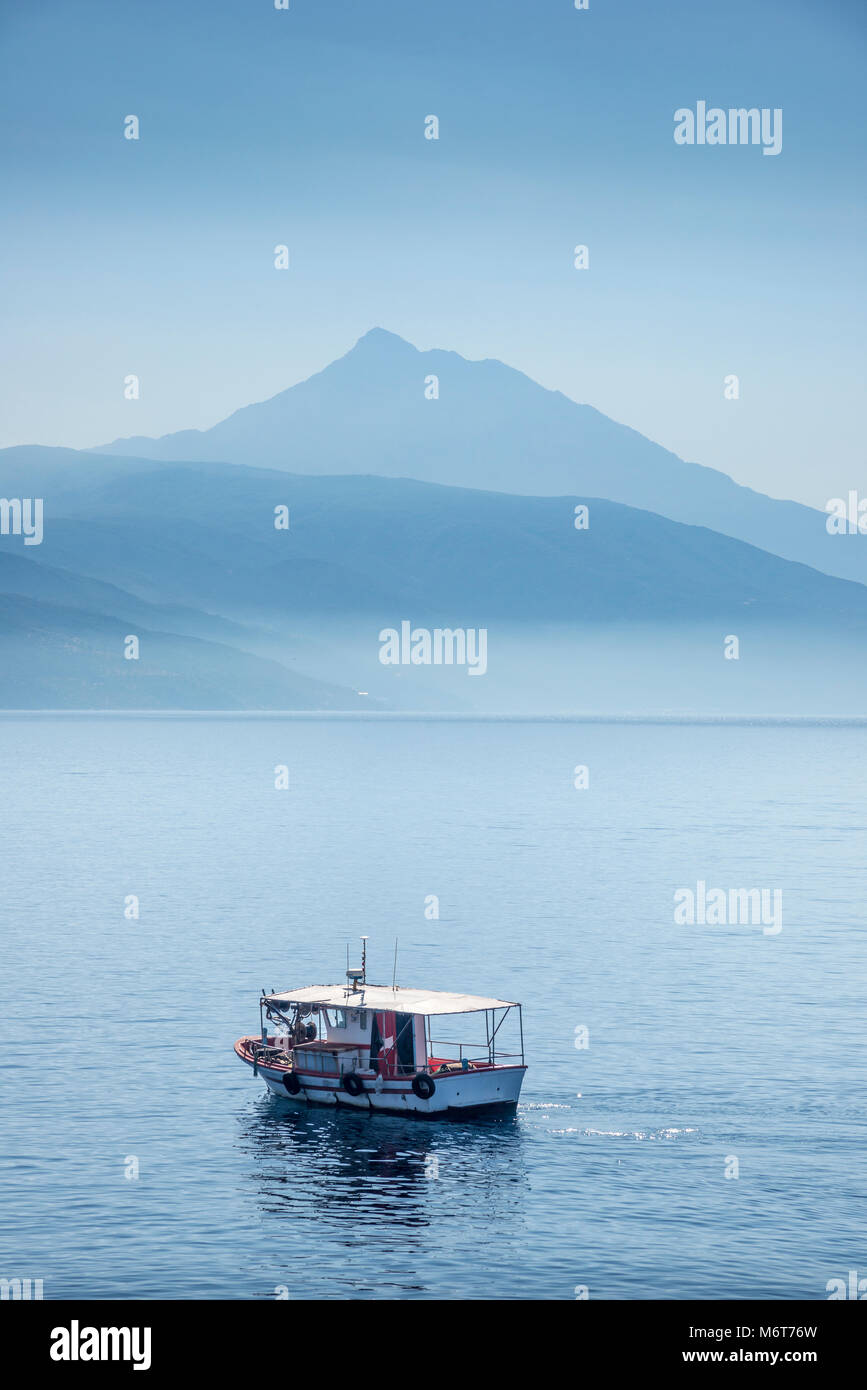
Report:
427,1039,524,1069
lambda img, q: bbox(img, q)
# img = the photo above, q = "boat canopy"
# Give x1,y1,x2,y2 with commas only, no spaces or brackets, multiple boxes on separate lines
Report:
263,984,518,1016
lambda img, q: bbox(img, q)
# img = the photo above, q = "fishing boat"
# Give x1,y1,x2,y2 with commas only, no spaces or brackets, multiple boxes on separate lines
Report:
234,940,526,1116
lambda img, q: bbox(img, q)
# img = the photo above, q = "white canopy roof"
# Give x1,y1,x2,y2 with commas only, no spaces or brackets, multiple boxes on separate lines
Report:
264,984,517,1016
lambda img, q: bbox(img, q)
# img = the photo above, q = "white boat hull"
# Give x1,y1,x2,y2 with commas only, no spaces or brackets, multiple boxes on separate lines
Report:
236,1042,525,1116
262,1067,525,1114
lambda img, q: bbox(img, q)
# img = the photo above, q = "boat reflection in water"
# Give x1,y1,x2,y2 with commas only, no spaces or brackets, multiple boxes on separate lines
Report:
238,1093,528,1297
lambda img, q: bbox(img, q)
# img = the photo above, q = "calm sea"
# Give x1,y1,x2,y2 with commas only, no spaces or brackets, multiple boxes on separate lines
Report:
1,714,864,1300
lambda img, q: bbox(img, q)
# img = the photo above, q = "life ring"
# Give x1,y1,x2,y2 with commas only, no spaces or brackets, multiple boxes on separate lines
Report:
342,1073,365,1097
283,1072,302,1095
411,1073,436,1100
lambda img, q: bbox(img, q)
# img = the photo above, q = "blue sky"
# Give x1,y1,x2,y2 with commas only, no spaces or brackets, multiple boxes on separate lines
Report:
1,0,864,507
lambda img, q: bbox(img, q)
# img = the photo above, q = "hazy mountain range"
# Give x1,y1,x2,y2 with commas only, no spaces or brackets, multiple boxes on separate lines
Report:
1,330,864,712
95,328,863,588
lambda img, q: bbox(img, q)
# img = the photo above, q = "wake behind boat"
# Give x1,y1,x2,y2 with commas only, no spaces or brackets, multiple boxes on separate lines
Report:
234,940,526,1117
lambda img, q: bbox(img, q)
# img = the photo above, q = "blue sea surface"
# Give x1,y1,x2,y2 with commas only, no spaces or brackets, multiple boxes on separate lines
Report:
1,715,864,1300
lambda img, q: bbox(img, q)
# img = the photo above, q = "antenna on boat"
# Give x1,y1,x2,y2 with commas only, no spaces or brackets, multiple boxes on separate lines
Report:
346,936,368,993
392,937,398,990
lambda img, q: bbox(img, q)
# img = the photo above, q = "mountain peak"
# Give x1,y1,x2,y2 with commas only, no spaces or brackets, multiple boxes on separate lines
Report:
350,326,417,354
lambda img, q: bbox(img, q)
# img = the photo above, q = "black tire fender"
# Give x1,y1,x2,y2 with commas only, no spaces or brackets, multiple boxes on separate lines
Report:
283,1072,302,1095
342,1072,365,1097
411,1072,436,1100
